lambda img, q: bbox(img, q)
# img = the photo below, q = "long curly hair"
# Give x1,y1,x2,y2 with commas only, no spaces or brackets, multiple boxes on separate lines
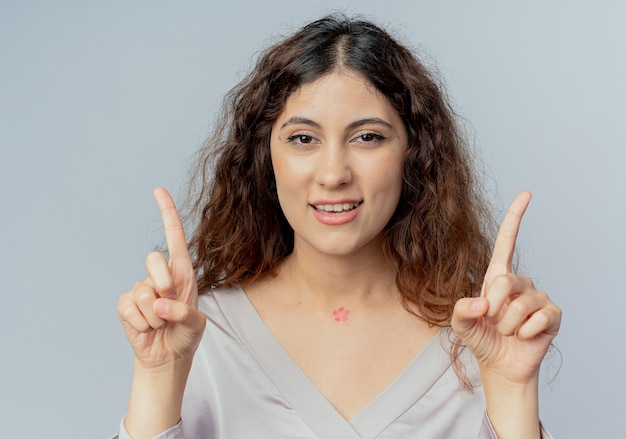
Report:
183,14,495,387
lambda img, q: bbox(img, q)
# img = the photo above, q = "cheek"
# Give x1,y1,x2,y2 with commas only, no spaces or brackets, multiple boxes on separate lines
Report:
272,149,312,186
386,173,404,208
270,147,286,187
369,155,404,194
271,151,304,205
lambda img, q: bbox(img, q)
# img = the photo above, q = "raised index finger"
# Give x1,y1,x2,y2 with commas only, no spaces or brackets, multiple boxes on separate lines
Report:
484,190,532,286
153,186,191,264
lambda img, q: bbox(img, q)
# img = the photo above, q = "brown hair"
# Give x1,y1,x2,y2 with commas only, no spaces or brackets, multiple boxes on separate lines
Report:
183,15,494,386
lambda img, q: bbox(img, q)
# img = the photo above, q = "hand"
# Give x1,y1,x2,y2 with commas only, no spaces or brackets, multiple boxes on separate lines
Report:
451,191,561,384
117,187,206,370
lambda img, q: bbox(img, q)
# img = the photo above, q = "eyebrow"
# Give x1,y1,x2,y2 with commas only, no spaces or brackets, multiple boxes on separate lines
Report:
279,116,394,130
280,117,320,130
347,117,393,130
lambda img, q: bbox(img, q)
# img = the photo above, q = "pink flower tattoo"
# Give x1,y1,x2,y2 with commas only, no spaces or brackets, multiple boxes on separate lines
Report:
332,307,350,322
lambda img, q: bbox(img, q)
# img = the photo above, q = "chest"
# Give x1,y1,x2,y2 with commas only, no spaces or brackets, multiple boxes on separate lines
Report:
262,307,438,420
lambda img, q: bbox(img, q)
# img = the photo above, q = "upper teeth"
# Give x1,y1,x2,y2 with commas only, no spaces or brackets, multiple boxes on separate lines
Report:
314,203,359,212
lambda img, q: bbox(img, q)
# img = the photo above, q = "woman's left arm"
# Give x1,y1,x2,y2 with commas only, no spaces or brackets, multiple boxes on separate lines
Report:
452,191,562,439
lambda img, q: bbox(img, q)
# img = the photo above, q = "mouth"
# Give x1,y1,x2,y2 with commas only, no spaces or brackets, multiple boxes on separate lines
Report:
311,201,362,213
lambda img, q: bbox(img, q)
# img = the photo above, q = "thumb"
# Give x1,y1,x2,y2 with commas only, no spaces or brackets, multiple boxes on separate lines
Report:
451,297,489,338
154,298,206,332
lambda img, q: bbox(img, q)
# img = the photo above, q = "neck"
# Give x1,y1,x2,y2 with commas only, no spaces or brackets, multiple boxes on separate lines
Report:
278,240,398,308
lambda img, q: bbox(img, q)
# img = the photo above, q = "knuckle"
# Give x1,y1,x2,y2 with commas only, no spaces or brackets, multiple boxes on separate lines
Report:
135,287,156,304
145,251,166,267
131,280,144,290
163,222,183,233
154,278,174,295
131,280,154,294
555,305,563,318
521,276,535,287
509,299,529,316
117,293,128,309
118,303,137,321
532,309,550,327
548,303,563,320
493,273,516,290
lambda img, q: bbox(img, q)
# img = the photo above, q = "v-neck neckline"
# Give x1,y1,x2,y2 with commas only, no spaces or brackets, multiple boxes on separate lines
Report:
212,286,453,439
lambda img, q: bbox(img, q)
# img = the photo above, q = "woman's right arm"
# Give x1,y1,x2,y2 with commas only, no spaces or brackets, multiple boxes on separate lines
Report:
117,187,207,439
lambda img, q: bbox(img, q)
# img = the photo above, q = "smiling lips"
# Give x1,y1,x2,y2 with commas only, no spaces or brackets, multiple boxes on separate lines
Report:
310,201,362,225
313,202,361,213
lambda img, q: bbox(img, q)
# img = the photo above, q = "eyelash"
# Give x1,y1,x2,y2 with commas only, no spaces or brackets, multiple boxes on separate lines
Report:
354,132,387,144
286,134,316,145
286,132,387,146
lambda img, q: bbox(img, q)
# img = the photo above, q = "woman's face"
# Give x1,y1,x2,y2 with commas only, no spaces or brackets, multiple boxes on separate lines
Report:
270,71,408,258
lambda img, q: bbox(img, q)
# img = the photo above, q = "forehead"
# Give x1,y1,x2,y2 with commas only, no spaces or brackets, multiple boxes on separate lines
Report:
276,71,399,123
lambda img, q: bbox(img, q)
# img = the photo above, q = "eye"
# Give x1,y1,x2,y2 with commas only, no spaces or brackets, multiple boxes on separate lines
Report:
286,134,316,145
353,132,387,144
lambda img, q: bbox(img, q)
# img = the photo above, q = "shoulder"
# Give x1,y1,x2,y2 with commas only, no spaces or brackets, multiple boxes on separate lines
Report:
195,286,248,335
197,286,243,313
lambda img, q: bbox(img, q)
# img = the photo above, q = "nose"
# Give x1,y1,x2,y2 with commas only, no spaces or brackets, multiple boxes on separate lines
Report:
314,143,352,188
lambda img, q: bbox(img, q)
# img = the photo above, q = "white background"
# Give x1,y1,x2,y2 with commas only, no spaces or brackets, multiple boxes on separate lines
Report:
1,1,624,437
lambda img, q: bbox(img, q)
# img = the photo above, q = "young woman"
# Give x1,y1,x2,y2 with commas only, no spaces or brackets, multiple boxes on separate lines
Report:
115,15,561,439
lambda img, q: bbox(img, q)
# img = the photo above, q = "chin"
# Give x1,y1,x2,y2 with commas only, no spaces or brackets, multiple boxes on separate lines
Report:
299,236,383,259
